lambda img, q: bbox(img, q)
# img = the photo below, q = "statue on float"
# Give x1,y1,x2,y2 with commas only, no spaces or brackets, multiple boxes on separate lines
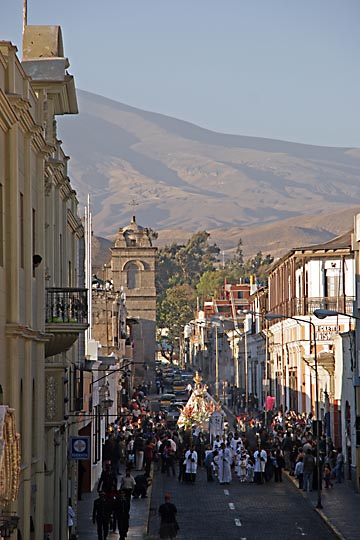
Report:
177,371,224,432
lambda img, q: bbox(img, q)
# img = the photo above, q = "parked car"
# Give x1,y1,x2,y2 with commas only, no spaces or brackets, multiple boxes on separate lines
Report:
159,393,177,408
173,377,186,392
166,402,183,424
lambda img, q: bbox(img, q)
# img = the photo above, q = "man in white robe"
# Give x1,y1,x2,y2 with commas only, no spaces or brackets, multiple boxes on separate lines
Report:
254,447,267,484
184,447,198,484
218,443,232,484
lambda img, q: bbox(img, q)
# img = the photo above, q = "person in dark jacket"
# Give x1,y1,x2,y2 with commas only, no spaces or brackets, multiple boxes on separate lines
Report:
272,445,285,482
204,450,218,481
132,473,151,498
303,449,315,492
281,431,293,471
97,463,117,493
113,490,130,540
159,493,178,540
92,492,111,540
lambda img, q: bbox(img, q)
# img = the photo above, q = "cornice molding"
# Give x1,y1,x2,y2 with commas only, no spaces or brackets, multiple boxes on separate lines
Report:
67,208,84,237
0,88,18,131
0,50,7,69
6,323,50,342
7,93,31,114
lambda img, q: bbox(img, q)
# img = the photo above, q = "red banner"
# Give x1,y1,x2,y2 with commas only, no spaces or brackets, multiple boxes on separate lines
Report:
265,396,275,411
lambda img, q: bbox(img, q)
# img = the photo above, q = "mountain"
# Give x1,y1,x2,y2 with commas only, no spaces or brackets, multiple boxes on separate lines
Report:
58,90,360,253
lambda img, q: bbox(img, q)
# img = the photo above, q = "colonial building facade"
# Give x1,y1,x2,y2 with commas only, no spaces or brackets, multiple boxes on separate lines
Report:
266,233,355,433
0,26,88,539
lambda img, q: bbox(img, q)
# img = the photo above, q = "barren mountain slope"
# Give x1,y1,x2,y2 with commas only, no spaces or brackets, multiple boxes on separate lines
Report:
58,90,360,237
92,206,360,267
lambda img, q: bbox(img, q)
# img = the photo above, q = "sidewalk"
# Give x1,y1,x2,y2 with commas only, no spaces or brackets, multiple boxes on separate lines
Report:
285,471,360,540
77,464,153,540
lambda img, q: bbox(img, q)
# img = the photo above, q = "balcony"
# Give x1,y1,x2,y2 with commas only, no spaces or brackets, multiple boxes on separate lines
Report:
45,288,88,357
293,297,355,317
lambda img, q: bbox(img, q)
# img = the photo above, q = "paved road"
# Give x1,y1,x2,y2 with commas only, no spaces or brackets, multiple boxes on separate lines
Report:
147,466,338,540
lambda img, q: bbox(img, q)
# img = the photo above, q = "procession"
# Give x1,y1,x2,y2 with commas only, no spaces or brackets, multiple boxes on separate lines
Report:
88,368,346,540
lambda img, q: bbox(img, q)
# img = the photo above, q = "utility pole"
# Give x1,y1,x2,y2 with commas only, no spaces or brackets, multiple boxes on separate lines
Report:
215,325,219,395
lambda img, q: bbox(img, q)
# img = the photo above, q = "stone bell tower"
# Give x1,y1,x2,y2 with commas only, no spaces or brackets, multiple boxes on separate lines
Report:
111,216,157,381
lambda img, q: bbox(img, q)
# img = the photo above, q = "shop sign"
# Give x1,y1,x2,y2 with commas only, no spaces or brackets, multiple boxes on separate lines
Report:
315,325,340,341
70,436,90,460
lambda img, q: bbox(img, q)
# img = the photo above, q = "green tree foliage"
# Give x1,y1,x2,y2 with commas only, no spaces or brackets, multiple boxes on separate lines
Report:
156,242,182,298
224,240,274,285
196,270,226,299
156,231,220,303
156,232,273,359
156,231,220,352
159,284,196,329
157,284,196,362
225,238,244,274
176,231,220,287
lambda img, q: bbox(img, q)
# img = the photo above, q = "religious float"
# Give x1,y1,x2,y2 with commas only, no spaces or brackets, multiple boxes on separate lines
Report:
177,372,225,440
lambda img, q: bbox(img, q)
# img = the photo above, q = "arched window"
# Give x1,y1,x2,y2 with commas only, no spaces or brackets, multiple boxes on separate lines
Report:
127,263,140,289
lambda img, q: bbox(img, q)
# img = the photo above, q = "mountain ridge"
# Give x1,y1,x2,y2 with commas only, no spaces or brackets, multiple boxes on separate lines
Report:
57,89,360,256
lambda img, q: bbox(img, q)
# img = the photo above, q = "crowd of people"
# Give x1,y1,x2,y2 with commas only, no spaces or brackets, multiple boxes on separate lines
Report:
91,376,345,540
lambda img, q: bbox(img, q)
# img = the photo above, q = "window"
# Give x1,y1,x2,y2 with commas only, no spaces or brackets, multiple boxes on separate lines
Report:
20,193,24,268
325,269,343,297
127,262,140,289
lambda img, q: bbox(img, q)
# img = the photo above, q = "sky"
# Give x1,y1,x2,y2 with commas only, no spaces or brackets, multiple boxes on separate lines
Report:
1,0,359,147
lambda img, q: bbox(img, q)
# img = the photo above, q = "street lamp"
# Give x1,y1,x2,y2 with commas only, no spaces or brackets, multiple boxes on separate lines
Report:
266,312,323,509
313,309,350,319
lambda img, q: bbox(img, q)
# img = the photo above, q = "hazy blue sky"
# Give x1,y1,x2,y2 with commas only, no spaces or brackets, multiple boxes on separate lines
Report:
1,0,359,147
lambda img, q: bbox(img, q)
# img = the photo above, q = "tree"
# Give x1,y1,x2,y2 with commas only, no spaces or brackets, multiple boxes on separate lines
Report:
156,242,183,299
176,231,220,287
156,231,220,320
157,284,196,362
196,270,226,299
224,238,245,280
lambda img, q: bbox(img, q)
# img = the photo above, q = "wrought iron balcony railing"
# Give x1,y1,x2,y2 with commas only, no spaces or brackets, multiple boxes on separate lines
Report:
45,288,88,324
269,296,355,319
293,296,355,317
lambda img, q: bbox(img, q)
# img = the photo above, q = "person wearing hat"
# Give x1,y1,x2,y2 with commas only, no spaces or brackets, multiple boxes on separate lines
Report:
159,494,179,540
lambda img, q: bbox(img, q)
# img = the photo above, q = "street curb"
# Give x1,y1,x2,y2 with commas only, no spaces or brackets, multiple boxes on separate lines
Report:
314,508,346,540
127,465,154,540
284,471,345,540
218,407,345,539
144,466,155,539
